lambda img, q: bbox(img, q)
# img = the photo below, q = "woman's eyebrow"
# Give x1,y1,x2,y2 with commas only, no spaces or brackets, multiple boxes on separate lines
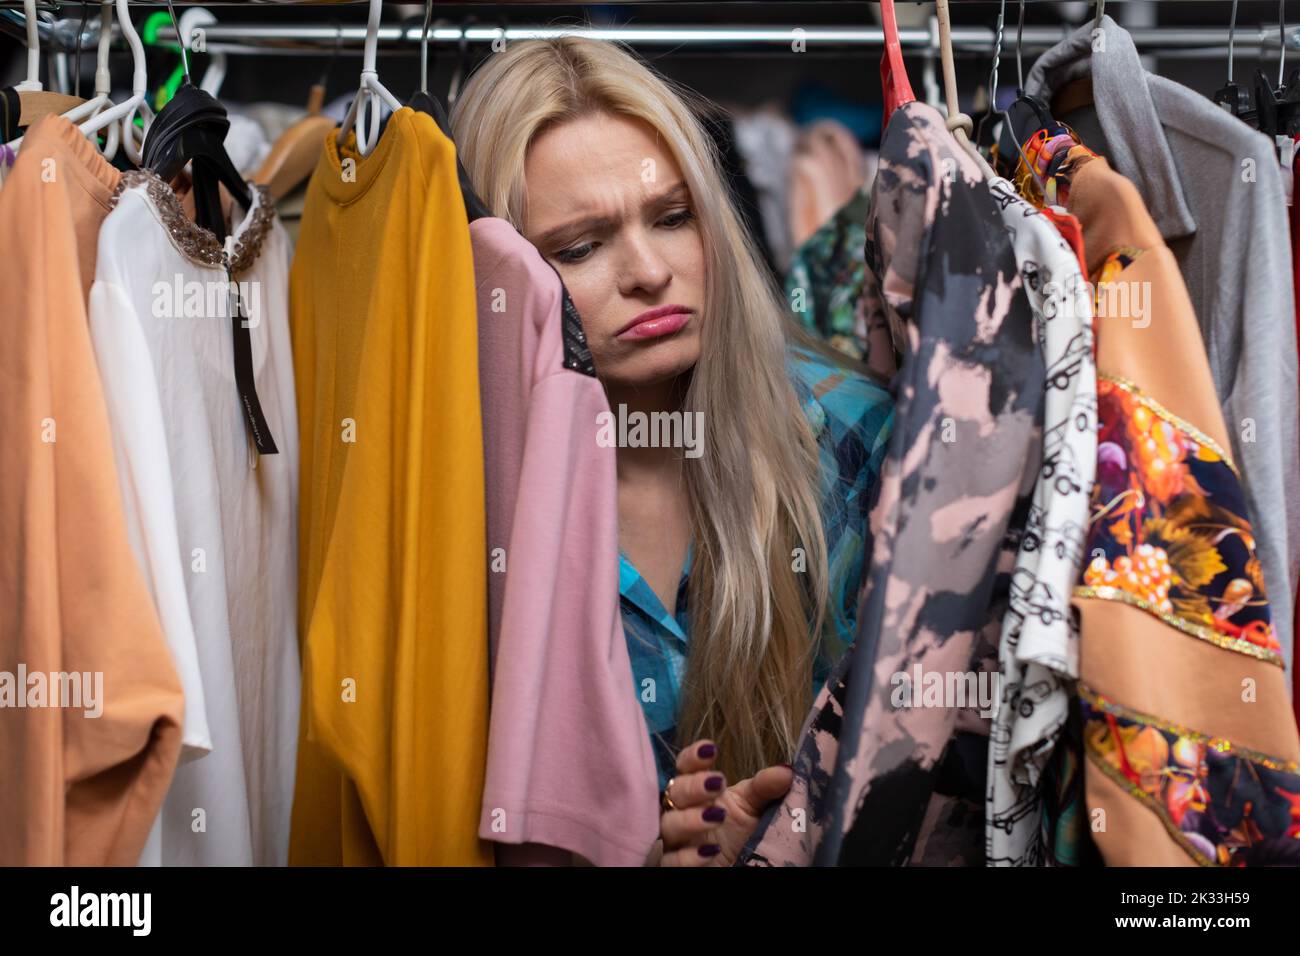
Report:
534,182,691,248
534,213,621,249
646,181,690,212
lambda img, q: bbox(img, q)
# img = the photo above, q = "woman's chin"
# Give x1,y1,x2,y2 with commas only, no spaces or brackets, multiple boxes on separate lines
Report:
602,341,700,391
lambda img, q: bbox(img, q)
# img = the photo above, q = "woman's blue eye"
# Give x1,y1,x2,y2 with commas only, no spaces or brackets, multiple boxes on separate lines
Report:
661,209,694,228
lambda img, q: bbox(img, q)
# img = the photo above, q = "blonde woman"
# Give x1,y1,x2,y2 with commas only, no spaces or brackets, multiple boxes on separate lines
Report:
452,38,893,866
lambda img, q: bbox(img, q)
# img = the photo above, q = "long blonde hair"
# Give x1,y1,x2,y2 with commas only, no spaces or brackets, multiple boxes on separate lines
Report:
452,37,831,783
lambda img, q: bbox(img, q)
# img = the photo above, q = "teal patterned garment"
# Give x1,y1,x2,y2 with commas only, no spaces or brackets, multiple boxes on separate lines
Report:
620,343,894,789
784,187,871,362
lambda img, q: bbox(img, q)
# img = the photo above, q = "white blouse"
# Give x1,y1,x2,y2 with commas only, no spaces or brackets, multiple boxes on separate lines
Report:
88,171,300,866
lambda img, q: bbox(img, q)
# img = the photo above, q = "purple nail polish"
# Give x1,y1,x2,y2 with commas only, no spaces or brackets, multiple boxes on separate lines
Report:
703,806,726,823
698,844,721,858
698,743,716,759
705,775,724,792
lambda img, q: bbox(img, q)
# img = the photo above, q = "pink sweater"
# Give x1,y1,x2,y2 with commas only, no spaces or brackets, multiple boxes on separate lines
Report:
472,217,660,866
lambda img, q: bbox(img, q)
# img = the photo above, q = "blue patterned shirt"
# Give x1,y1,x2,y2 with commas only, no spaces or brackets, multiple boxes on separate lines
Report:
620,344,894,789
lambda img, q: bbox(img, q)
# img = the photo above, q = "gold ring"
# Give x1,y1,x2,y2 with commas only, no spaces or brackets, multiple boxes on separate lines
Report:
662,776,679,811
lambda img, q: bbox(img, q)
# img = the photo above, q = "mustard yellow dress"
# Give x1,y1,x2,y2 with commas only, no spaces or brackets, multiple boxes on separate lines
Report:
288,108,491,866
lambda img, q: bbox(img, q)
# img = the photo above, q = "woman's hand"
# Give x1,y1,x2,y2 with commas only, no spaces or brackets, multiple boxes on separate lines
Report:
659,739,794,867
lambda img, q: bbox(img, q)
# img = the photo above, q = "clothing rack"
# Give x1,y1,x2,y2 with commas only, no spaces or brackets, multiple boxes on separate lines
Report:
0,0,1284,4
5,13,1299,55
0,0,1291,5
158,22,1300,54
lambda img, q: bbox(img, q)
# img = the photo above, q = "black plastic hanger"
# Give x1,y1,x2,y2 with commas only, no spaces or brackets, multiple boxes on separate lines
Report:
409,90,491,222
1213,0,1255,119
993,0,1061,179
142,83,277,456
1250,0,1300,137
1254,67,1300,137
406,5,490,221
1283,69,1300,133
142,81,251,241
139,0,249,237
137,4,275,457
447,16,476,111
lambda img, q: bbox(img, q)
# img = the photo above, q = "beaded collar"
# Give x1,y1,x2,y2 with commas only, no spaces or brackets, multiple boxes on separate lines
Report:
109,168,275,276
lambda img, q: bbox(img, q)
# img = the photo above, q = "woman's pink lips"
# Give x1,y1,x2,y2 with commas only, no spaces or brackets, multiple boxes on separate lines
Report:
616,307,693,341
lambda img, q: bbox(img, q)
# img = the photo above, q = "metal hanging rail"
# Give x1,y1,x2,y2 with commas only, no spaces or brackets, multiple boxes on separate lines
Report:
159,21,1300,52
0,0,1288,5
5,13,1299,55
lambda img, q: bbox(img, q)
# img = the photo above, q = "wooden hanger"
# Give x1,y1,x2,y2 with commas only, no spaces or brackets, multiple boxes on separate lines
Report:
8,0,87,132
1051,1,1103,117
253,23,337,200
936,0,995,179
1052,75,1095,117
254,115,335,201
17,91,88,126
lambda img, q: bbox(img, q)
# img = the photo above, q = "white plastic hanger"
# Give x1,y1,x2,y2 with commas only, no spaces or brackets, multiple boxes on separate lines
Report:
4,0,118,155
79,0,148,165
15,0,41,93
56,2,122,157
335,0,402,157
3,0,86,144
180,7,226,97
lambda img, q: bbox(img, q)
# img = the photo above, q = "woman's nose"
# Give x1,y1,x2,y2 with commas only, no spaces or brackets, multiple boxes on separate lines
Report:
617,232,673,297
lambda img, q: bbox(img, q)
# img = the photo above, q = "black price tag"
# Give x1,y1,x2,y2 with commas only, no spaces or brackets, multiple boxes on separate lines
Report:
229,274,278,456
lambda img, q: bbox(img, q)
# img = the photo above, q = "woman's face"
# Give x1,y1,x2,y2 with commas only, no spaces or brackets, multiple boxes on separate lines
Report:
523,111,705,392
